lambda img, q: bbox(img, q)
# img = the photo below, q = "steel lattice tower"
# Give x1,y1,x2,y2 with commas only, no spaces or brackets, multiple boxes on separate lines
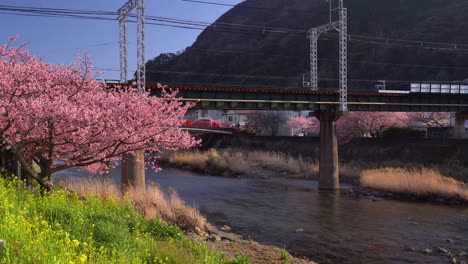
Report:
338,1,347,111
308,0,348,111
136,0,145,93
118,0,134,83
118,0,145,93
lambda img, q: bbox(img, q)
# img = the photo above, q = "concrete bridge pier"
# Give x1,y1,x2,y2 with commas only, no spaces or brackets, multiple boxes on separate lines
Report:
313,111,347,190
454,112,468,139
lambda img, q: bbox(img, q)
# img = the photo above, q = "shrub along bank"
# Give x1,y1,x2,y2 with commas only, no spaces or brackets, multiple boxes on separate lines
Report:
0,176,249,264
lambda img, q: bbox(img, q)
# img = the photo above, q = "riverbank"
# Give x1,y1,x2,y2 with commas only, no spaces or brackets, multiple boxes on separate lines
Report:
0,176,230,263
61,176,314,264
55,167,468,263
160,149,468,206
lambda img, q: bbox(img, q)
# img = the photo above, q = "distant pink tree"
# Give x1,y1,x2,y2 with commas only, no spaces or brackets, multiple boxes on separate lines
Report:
287,116,319,136
407,112,451,127
0,37,197,191
337,112,410,142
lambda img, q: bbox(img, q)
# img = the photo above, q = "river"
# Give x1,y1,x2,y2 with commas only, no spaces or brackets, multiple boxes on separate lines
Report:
58,168,468,263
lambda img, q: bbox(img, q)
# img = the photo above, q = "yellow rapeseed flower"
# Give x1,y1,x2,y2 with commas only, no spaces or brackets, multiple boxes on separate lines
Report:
79,254,87,263
71,239,80,247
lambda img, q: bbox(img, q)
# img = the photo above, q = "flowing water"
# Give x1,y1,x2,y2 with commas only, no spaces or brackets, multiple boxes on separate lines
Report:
58,168,468,263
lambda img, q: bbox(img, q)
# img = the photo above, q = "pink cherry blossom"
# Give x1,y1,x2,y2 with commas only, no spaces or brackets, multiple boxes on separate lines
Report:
287,116,319,136
406,112,451,127
8,35,18,42
0,38,198,191
337,112,410,143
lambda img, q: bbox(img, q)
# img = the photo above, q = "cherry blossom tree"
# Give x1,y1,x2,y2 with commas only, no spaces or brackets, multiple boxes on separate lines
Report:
287,116,319,136
406,112,451,127
0,37,197,191
337,112,410,142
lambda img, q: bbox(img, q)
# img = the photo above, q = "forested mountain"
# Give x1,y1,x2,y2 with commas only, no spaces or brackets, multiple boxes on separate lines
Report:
146,0,468,89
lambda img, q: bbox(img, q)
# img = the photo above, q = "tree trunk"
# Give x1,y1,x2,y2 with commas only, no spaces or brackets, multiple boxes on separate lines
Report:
40,174,54,194
121,150,145,193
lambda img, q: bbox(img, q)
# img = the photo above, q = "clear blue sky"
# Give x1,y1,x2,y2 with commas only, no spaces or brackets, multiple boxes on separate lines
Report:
0,0,243,80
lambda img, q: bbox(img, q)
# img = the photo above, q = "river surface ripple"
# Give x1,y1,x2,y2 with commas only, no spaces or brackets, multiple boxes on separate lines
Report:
59,168,468,264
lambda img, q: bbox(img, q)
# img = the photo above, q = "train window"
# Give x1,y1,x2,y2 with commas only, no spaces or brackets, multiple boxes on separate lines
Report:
461,85,468,94
421,84,430,93
441,85,450,93
410,83,420,92
450,85,460,94
430,84,441,93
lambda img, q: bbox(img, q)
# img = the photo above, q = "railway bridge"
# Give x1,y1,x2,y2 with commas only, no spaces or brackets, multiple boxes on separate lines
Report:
113,82,468,190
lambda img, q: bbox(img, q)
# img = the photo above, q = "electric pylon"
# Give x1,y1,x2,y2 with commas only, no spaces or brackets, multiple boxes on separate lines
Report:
308,0,348,111
118,0,145,92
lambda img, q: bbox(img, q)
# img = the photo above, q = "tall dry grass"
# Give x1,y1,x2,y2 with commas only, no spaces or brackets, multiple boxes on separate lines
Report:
219,151,251,173
244,150,321,177
61,177,207,231
360,167,468,200
163,149,320,178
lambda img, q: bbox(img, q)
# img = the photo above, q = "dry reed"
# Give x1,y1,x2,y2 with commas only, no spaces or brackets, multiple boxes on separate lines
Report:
61,177,207,231
163,149,319,177
360,167,468,199
221,151,251,173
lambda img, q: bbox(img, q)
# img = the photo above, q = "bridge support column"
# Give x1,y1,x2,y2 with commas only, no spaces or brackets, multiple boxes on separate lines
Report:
454,112,468,139
314,111,346,190
121,150,145,192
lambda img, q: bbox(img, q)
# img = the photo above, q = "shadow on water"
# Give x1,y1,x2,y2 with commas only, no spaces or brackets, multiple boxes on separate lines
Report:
57,167,468,264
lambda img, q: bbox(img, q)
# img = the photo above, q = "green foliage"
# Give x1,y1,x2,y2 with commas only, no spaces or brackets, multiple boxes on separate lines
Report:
0,176,247,264
144,219,184,241
280,246,289,264
226,253,250,264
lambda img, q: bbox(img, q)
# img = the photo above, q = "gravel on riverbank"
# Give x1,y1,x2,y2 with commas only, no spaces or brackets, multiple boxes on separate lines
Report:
208,240,315,264
188,224,315,264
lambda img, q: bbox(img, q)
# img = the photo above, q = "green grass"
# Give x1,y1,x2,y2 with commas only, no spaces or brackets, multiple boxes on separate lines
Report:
0,175,248,264
280,247,289,264
228,253,250,264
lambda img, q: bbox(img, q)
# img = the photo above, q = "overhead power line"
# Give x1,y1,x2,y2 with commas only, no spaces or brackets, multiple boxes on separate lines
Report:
3,4,468,51
95,67,457,85
180,0,314,14
4,4,468,57
186,47,468,70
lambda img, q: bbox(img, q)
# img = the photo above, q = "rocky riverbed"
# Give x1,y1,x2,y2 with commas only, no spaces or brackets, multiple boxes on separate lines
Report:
188,224,315,264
